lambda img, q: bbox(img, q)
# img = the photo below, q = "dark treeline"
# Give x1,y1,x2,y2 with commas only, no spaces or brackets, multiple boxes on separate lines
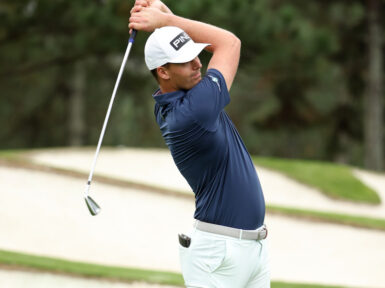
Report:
0,0,384,170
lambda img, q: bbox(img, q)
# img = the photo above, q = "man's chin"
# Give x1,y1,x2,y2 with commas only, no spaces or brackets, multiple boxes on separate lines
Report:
182,78,201,90
193,76,202,85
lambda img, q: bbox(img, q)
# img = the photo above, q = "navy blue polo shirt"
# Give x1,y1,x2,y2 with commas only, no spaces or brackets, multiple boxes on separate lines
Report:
153,69,265,230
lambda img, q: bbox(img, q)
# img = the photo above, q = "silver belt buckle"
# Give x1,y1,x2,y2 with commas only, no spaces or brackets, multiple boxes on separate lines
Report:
260,225,268,240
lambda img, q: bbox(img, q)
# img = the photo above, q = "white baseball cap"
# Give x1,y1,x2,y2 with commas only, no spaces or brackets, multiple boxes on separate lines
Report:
144,26,210,70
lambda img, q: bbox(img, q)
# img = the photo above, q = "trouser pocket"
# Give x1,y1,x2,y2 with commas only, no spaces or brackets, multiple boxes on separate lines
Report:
188,232,227,273
202,238,226,273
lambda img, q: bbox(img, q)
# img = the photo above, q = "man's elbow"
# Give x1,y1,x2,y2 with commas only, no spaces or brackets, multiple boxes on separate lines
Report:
233,35,241,47
229,33,241,54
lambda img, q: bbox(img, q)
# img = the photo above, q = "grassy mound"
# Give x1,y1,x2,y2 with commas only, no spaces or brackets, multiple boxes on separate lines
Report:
253,157,380,204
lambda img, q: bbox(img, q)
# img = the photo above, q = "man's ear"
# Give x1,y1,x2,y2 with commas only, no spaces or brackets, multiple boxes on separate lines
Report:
157,66,170,80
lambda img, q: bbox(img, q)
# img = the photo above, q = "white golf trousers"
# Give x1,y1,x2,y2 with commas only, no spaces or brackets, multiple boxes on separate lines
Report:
179,228,270,288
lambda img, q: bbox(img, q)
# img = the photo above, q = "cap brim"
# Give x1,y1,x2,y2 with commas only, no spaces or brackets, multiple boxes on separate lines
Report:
168,43,210,64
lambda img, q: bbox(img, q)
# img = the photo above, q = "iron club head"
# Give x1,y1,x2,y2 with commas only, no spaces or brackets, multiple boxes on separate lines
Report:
85,196,101,216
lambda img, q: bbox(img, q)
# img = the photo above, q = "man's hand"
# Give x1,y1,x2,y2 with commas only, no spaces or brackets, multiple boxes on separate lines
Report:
129,7,167,32
130,0,172,13
147,0,173,14
129,0,172,33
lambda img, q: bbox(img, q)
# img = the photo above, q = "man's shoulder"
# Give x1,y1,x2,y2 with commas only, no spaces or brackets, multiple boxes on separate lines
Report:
188,69,225,95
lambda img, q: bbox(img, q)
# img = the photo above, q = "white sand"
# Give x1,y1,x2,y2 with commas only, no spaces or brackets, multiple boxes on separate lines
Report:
29,147,385,218
1,162,385,287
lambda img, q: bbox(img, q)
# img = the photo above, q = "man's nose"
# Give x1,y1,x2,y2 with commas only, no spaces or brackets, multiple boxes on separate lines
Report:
191,57,202,69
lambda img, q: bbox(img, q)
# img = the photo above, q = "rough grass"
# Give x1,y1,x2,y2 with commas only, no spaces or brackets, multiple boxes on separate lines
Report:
272,283,348,288
267,205,385,231
0,250,183,286
0,149,23,160
253,156,380,204
0,250,352,288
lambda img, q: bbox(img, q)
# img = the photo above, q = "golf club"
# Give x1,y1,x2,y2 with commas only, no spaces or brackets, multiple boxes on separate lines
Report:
84,29,137,216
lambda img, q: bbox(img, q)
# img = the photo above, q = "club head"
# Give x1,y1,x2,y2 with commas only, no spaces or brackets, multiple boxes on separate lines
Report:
85,196,101,216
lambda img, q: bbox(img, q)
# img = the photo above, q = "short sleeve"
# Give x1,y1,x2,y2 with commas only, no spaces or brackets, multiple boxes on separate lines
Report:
186,69,230,131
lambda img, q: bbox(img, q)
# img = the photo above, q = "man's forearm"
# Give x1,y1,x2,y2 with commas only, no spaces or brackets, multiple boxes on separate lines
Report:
161,13,236,54
160,12,241,89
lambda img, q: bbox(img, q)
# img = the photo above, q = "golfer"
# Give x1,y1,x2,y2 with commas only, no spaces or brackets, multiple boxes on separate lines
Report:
129,1,270,287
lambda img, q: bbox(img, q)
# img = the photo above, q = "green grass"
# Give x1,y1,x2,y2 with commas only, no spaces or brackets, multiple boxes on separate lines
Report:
253,156,380,204
0,250,184,286
268,205,385,231
272,283,348,288
0,149,24,160
0,250,352,288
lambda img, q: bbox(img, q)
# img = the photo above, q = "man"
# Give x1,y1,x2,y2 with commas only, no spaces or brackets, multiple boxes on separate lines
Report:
129,1,269,287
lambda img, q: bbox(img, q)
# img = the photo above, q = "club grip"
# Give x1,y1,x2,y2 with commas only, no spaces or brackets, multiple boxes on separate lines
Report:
129,29,137,43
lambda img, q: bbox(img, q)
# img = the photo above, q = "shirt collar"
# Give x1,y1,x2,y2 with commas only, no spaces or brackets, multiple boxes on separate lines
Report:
152,88,186,105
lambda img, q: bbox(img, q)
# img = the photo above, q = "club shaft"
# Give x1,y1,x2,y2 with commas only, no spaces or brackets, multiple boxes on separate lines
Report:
85,36,136,196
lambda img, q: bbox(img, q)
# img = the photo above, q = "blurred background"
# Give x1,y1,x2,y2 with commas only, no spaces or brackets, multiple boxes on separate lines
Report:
0,0,384,171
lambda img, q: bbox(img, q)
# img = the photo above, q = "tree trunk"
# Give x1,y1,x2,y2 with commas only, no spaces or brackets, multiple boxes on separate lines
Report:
69,61,86,146
365,0,383,171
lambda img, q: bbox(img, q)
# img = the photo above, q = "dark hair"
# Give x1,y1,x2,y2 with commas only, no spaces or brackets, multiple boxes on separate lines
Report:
150,63,170,82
